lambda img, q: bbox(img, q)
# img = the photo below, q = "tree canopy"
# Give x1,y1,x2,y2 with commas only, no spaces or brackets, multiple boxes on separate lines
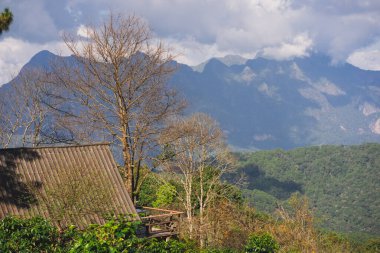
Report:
0,8,13,34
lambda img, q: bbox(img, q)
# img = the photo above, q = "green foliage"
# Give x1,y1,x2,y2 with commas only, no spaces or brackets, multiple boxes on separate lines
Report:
0,8,13,34
318,231,352,252
140,238,191,253
235,143,380,235
153,183,177,208
201,248,239,253
0,216,59,253
138,171,163,206
363,238,380,252
245,233,279,253
242,189,278,213
68,216,142,252
0,215,192,252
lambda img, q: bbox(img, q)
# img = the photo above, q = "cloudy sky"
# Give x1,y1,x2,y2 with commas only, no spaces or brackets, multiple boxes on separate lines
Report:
1,0,380,85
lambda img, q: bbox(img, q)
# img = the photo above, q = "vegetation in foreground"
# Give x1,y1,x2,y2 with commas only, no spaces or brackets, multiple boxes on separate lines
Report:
1,211,379,253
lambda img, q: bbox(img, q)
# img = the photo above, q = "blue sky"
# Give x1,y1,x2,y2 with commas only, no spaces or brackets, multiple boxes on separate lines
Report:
1,0,380,85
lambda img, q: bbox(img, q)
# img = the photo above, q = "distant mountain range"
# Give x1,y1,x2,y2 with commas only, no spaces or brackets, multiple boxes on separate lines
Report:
2,51,380,150
171,53,380,150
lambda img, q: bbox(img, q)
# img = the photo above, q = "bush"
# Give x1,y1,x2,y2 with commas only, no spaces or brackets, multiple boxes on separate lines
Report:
140,238,190,253
245,232,279,253
201,248,239,253
0,215,192,252
137,169,163,206
0,216,60,252
67,215,192,253
153,183,177,208
68,215,142,252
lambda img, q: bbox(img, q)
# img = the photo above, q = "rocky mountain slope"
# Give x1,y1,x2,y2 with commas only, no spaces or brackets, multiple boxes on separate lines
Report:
171,53,380,150
2,51,380,150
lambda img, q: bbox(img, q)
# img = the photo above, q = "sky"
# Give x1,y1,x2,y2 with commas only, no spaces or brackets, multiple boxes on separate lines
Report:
0,0,380,85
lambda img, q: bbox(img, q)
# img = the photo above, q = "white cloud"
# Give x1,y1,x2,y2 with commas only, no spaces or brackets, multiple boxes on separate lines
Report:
260,33,313,60
1,0,380,76
2,0,73,42
347,40,380,70
162,36,255,66
347,50,380,71
0,37,69,85
76,24,92,38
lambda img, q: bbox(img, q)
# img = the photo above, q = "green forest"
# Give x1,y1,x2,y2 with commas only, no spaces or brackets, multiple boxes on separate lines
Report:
234,143,380,236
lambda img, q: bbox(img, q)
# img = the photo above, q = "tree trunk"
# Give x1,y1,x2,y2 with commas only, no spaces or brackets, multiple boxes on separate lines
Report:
186,180,193,238
121,134,133,198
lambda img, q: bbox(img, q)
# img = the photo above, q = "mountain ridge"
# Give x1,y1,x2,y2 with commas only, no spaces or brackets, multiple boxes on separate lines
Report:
1,50,380,150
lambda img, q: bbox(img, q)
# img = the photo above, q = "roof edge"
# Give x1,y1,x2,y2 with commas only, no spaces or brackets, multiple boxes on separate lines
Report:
0,142,112,151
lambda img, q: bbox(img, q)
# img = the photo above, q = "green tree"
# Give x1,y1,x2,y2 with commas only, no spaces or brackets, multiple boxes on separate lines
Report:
0,8,13,34
153,183,177,208
245,233,279,253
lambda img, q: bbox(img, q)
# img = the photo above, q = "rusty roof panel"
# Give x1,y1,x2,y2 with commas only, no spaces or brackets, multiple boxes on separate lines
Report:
0,144,138,228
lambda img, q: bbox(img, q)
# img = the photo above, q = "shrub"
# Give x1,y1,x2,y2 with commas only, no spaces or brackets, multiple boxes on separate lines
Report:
0,215,192,252
68,215,142,252
201,248,239,253
245,232,279,253
0,216,59,252
363,238,380,253
140,238,190,253
68,215,191,253
153,183,177,208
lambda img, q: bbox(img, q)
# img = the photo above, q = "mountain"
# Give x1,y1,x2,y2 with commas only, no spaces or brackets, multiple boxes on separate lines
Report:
1,51,380,150
192,54,248,72
170,54,380,150
234,143,380,235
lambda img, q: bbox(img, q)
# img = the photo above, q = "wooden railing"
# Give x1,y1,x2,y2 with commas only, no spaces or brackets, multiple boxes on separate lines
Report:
139,206,183,239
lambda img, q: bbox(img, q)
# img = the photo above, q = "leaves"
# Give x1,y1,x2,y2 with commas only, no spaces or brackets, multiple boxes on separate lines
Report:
245,233,279,253
0,215,189,252
0,8,13,34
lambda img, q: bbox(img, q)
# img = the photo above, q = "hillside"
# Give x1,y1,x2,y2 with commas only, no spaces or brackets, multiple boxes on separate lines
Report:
234,143,380,235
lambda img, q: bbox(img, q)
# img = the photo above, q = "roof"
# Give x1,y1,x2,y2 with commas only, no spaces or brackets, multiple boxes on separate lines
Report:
0,143,138,228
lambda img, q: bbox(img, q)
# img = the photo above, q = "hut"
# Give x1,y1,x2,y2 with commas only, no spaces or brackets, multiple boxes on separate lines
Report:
0,143,137,228
0,143,182,238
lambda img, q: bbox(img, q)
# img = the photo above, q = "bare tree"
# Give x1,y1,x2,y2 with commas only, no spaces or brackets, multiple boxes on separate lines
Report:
48,13,184,201
160,113,234,247
0,93,22,148
0,69,50,148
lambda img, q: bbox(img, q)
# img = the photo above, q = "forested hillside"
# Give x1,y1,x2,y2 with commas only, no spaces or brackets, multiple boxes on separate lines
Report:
235,143,380,235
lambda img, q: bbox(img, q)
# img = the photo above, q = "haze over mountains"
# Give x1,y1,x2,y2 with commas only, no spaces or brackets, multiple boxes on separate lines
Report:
2,50,380,150
174,53,380,150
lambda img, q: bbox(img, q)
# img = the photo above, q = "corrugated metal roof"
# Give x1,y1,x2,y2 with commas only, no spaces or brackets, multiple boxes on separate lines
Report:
0,143,138,228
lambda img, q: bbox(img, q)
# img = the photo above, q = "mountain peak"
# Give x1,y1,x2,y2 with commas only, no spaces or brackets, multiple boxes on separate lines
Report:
30,50,56,62
192,54,248,72
216,55,248,66
23,50,59,70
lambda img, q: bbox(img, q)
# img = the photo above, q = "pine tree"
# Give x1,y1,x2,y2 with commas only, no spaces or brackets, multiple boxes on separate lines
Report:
0,8,13,34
